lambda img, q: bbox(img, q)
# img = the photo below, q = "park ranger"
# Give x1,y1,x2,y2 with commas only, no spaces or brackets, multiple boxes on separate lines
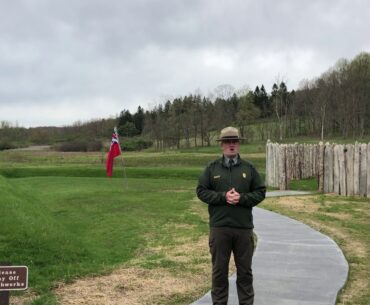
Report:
196,126,266,305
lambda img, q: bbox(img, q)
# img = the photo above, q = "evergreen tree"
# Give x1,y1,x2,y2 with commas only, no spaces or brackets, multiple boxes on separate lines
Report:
133,106,145,134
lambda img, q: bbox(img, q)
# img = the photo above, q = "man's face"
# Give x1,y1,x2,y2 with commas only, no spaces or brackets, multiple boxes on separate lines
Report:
221,139,240,157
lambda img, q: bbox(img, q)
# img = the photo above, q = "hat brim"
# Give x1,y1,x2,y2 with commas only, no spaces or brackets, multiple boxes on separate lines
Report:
216,136,246,141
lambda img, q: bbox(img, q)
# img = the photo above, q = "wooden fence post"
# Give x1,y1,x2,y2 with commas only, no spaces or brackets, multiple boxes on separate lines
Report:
359,143,367,197
265,141,369,196
274,143,279,188
346,145,354,196
367,144,370,197
265,140,270,187
309,145,314,178
354,143,360,195
0,262,10,305
278,144,288,190
318,142,325,192
338,145,346,196
324,143,334,193
293,143,299,180
333,145,340,195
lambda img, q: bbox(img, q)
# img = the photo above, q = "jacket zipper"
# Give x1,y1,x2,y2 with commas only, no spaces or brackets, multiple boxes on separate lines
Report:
229,164,232,187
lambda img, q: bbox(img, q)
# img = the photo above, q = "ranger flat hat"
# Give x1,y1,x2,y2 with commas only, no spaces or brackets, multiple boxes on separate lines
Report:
216,126,245,141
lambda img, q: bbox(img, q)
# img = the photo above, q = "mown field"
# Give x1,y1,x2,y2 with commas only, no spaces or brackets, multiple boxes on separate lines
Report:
0,144,369,305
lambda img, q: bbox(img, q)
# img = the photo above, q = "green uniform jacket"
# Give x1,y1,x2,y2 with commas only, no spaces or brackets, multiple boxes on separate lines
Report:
196,155,266,229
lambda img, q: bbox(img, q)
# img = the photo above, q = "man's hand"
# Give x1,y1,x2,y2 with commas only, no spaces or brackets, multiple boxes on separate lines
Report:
226,188,240,205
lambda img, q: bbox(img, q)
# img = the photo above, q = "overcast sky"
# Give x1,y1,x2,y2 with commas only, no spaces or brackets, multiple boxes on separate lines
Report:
0,0,369,127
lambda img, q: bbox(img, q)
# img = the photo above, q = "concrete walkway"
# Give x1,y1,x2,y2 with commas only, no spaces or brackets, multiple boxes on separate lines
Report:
190,191,349,305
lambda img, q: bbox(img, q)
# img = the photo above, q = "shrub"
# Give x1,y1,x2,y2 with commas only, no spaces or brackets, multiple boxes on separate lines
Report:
56,141,87,152
87,140,103,152
0,140,15,151
121,138,153,151
55,140,103,152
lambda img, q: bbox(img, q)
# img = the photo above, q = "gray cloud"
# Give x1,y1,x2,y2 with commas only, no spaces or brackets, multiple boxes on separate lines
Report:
0,0,369,126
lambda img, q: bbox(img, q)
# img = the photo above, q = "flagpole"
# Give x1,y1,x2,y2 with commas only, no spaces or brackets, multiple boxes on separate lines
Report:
115,127,128,189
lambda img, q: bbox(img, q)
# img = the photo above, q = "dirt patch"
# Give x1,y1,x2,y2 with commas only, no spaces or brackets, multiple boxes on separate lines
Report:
324,212,352,221
8,145,51,151
266,195,320,214
55,267,204,305
10,293,37,305
54,233,238,305
53,233,236,305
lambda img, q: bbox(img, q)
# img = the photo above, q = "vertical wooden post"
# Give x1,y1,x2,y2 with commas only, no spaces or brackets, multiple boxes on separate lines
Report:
338,145,347,196
329,144,335,193
318,142,325,192
284,144,289,190
323,144,327,193
299,144,304,180
297,143,301,180
333,145,340,195
265,140,270,187
312,144,316,178
359,144,367,197
367,143,370,197
317,144,322,178
278,144,288,190
354,143,360,196
286,145,292,183
274,143,279,188
307,144,311,178
0,291,9,305
315,144,318,176
0,262,10,305
267,141,275,187
308,145,313,178
302,144,306,179
324,143,333,193
346,145,354,196
293,144,297,179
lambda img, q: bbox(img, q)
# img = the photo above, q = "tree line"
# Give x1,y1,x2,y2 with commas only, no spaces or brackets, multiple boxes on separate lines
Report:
0,118,116,150
296,52,370,140
1,52,369,151
132,52,370,147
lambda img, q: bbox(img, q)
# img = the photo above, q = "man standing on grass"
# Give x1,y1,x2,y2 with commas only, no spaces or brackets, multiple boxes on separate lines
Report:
196,126,266,305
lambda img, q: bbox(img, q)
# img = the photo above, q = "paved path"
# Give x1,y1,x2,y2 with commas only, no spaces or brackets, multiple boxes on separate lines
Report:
190,191,348,305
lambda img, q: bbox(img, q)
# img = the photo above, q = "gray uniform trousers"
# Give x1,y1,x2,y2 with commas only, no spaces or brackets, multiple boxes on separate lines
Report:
209,227,254,305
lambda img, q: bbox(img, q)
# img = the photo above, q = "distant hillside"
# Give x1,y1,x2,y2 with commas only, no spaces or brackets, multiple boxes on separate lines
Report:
1,52,369,151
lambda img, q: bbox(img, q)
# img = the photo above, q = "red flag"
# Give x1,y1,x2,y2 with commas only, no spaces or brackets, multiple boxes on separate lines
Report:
106,129,121,177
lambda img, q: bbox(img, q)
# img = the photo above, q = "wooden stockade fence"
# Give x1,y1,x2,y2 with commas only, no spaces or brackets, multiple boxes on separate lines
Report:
265,140,370,197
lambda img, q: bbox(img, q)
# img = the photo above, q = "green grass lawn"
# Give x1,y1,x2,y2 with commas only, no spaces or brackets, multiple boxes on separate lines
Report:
0,146,265,169
1,144,369,304
0,145,265,304
1,174,208,304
